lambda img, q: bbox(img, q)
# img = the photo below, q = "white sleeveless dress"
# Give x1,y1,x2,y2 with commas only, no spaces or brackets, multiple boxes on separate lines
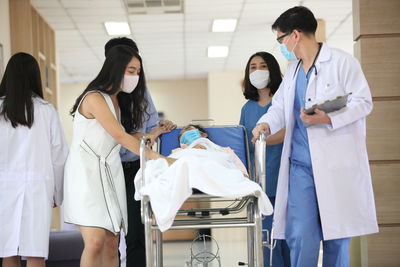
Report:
63,91,127,234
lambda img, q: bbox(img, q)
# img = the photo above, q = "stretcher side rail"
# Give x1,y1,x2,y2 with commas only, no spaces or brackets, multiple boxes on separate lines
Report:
255,132,276,267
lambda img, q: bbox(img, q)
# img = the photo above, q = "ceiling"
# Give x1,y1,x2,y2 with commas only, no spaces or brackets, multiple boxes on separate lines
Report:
30,0,354,83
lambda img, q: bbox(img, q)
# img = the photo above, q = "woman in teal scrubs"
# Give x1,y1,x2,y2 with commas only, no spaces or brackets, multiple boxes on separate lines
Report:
239,51,290,267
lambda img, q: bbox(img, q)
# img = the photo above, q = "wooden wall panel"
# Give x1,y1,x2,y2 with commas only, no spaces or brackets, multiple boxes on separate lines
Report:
353,0,400,39
38,15,45,56
361,226,400,267
31,7,38,61
9,0,32,54
354,37,400,97
316,19,326,42
354,0,400,265
366,100,400,161
49,29,55,65
370,163,400,224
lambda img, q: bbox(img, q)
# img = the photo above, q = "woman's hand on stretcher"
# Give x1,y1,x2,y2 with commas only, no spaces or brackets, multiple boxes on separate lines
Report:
144,134,157,147
150,120,177,138
130,132,157,147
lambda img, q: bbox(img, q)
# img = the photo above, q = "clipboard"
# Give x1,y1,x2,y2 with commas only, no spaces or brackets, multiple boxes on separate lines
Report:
304,93,351,115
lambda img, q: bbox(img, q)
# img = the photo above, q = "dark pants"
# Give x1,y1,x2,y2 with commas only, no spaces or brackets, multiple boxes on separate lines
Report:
122,160,146,267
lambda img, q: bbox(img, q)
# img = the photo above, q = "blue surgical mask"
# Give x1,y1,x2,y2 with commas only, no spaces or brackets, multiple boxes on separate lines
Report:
180,129,202,145
280,43,297,61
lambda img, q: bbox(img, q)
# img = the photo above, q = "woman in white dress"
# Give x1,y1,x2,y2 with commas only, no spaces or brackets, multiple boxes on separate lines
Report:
63,45,175,267
0,53,68,267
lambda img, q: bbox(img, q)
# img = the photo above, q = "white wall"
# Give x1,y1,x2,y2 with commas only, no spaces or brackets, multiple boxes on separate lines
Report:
147,79,208,127
58,79,208,143
58,83,87,144
0,0,11,76
208,71,247,125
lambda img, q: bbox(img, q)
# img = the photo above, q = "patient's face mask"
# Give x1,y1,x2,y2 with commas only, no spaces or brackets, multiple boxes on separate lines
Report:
249,70,270,89
180,129,202,146
121,75,139,94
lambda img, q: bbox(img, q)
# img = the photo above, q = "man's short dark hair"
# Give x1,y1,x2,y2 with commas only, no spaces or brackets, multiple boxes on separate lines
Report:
271,6,317,35
104,37,139,57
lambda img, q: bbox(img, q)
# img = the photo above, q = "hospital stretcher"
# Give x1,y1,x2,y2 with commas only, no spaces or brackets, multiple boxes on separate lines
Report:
139,125,272,267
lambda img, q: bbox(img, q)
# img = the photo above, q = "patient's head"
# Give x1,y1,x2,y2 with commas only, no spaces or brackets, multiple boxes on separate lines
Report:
178,124,208,146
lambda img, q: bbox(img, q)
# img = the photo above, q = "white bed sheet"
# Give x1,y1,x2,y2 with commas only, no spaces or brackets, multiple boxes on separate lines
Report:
134,138,273,232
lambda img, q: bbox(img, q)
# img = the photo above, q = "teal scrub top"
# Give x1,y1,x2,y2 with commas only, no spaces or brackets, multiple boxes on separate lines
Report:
290,66,314,168
240,100,283,197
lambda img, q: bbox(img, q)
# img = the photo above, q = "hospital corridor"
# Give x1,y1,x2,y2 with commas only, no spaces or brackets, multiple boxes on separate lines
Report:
0,0,399,267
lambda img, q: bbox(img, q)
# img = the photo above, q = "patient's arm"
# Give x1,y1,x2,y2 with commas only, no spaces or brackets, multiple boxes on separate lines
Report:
223,147,249,177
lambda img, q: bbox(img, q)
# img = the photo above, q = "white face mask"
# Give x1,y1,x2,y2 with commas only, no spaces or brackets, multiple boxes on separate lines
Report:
249,70,270,89
121,75,139,93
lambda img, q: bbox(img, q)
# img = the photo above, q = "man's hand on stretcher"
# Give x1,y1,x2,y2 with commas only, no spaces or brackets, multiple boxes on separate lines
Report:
251,123,285,146
251,122,271,144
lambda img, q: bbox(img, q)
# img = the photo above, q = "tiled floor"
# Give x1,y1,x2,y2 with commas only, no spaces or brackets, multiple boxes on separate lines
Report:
163,240,247,267
164,242,324,267
121,239,323,266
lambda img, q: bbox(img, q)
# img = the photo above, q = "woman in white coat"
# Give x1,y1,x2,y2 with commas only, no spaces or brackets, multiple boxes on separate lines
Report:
0,53,68,267
252,7,378,267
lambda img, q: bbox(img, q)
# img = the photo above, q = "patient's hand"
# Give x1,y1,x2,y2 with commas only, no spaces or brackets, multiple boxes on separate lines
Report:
193,144,206,150
165,157,177,166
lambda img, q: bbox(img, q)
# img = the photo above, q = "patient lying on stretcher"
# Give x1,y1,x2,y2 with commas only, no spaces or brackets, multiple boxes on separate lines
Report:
173,124,248,177
134,124,273,231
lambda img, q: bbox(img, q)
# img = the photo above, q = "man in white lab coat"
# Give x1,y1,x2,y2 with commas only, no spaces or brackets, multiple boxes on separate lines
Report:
252,6,378,267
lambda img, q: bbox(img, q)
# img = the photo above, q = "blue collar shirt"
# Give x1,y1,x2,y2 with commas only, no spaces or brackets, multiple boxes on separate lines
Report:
120,89,159,162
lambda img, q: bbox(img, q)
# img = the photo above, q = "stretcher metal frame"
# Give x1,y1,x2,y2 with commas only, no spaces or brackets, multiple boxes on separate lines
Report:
139,126,270,267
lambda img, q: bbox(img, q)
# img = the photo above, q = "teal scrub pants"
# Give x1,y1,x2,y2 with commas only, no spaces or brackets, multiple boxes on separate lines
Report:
285,162,351,267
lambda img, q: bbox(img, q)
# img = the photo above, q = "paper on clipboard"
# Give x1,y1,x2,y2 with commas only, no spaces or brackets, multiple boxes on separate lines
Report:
304,93,352,115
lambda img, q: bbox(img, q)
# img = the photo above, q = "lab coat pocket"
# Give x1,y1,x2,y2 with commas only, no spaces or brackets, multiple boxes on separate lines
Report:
325,134,359,171
321,82,346,100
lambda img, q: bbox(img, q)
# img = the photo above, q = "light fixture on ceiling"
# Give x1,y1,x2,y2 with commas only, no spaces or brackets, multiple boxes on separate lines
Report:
208,46,229,58
212,19,237,32
104,22,131,36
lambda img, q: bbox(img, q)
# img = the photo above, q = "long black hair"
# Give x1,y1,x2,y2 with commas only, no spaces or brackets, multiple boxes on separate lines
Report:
105,37,139,56
0,52,44,128
70,45,148,132
243,52,282,101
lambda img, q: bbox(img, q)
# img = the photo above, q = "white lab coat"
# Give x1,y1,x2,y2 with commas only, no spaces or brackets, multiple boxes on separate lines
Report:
0,97,68,257
257,43,378,240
